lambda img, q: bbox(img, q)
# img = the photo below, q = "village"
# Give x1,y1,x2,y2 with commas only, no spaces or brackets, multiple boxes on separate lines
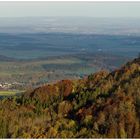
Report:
0,82,24,90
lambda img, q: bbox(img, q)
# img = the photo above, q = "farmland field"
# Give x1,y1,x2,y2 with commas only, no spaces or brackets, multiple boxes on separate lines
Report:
0,90,24,96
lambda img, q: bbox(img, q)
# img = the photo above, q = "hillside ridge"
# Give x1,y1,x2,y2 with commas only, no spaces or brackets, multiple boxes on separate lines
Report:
0,57,140,138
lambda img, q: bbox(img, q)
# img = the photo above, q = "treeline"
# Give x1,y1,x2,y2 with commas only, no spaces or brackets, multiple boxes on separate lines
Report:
0,58,140,138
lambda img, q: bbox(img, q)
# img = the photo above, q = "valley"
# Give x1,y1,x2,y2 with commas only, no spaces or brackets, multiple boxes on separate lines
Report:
0,52,130,91
0,3,140,138
0,32,138,91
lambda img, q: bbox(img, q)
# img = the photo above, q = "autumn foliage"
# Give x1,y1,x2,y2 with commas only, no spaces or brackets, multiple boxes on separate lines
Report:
0,58,140,138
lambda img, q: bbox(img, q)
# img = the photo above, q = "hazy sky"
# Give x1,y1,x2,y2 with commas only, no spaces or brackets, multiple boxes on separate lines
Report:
0,2,140,18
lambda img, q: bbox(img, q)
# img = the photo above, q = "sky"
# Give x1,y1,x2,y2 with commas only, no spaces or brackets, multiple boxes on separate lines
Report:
0,2,140,18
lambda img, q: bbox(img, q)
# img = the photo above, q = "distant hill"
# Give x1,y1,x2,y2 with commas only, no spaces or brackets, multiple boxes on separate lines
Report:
0,54,16,61
0,58,140,138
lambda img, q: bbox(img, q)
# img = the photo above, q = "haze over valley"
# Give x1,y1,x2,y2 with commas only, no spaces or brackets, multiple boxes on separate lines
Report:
0,17,140,90
0,2,140,138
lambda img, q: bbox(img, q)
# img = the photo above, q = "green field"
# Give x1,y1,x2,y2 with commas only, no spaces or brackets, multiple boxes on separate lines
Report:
0,90,24,96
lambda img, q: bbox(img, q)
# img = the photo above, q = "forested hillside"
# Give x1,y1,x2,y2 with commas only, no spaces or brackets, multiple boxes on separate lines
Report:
0,58,140,138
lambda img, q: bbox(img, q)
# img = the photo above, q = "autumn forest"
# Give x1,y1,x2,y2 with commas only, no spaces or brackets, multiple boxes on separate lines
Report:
0,57,140,138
